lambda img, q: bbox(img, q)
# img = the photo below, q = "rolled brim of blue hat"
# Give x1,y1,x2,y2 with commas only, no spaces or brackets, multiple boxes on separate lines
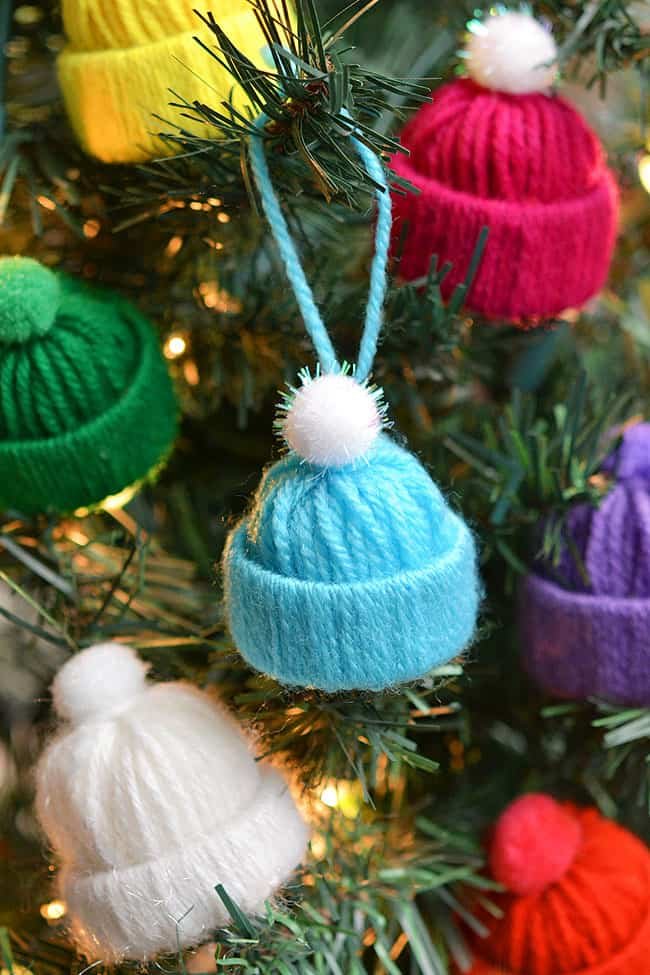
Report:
520,573,650,706
223,516,479,692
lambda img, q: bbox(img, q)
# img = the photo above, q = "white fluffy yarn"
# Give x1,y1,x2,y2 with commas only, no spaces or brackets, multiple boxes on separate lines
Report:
35,643,309,962
51,641,149,721
465,11,558,94
282,372,383,467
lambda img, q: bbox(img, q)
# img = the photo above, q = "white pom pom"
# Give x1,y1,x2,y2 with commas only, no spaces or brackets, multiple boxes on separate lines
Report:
51,643,149,723
465,11,557,94
281,372,384,467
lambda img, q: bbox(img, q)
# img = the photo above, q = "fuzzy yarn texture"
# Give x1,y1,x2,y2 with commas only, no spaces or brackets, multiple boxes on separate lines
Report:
281,372,384,467
57,0,274,162
488,794,583,897
223,434,479,692
464,12,558,95
390,77,618,321
521,422,650,705
0,256,178,516
455,794,650,975
35,643,309,962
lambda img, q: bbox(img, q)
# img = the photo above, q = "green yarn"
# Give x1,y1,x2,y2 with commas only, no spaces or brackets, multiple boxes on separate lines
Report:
0,277,139,440
0,257,178,515
0,257,61,344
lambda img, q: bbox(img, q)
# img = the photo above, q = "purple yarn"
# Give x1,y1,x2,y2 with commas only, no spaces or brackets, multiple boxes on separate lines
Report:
540,502,594,593
521,423,650,705
602,422,650,482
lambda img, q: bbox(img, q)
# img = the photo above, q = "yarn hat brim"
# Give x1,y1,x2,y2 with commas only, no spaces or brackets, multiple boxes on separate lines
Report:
520,573,650,705
391,153,619,321
223,513,479,692
58,766,309,962
0,301,178,516
57,10,265,163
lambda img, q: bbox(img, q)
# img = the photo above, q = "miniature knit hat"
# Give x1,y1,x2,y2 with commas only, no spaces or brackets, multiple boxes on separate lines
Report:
57,0,271,163
521,422,650,705
35,643,309,961
455,793,650,975
224,426,479,692
0,256,178,515
390,11,619,322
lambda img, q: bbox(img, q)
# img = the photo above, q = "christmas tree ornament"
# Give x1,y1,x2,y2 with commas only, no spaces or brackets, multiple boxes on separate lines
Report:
521,422,650,705
35,643,309,962
0,256,178,516
57,0,273,163
390,10,619,323
222,119,480,692
455,793,650,975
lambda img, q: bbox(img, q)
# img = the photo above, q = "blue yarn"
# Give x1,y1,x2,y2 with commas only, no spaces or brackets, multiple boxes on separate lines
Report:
249,116,337,373
224,437,480,691
248,114,391,380
351,136,392,383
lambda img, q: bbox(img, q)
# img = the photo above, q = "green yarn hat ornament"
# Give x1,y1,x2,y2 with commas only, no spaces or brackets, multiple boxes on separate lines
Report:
0,256,178,515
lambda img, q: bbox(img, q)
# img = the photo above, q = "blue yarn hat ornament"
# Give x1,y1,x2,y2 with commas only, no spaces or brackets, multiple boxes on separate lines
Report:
223,117,480,692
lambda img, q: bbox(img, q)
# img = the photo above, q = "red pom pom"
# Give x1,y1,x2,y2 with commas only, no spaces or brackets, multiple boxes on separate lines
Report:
489,794,583,896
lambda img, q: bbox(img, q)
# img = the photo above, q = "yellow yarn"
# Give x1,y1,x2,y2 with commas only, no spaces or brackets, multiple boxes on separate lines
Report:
61,0,214,49
58,0,274,163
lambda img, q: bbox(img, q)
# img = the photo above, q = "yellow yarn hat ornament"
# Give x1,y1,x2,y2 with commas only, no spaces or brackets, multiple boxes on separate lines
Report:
58,0,273,163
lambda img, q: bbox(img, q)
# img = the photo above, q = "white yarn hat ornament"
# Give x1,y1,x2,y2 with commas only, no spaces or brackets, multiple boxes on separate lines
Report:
35,643,309,962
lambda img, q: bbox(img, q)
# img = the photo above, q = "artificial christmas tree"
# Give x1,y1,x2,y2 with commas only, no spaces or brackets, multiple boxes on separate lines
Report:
0,1,649,973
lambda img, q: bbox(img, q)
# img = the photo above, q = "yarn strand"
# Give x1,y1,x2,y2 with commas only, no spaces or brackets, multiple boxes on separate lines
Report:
249,116,338,374
352,134,392,383
249,114,391,381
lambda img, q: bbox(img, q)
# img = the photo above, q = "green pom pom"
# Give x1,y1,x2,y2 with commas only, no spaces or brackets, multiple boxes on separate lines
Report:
0,256,61,344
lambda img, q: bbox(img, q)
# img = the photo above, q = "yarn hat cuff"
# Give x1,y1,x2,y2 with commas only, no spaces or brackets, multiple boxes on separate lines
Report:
391,154,618,320
0,304,178,516
520,573,650,705
224,514,479,692
464,883,650,975
59,767,309,961
57,10,261,162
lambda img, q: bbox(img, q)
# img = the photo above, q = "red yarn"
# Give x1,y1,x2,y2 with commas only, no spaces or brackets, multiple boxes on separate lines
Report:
490,794,583,896
391,79,619,323
454,797,650,975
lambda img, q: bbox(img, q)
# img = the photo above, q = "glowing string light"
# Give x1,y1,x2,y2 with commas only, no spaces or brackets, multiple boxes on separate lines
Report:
638,154,650,194
40,899,67,921
317,779,364,818
164,334,187,359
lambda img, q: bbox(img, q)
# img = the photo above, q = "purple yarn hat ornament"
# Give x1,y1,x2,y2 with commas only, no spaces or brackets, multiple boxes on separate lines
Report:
521,422,650,705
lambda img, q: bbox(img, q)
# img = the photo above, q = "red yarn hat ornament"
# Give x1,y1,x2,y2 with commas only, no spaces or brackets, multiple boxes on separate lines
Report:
390,11,619,324
455,794,650,975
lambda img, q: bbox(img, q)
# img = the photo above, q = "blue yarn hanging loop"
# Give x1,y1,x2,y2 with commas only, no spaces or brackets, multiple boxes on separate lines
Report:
248,113,392,383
